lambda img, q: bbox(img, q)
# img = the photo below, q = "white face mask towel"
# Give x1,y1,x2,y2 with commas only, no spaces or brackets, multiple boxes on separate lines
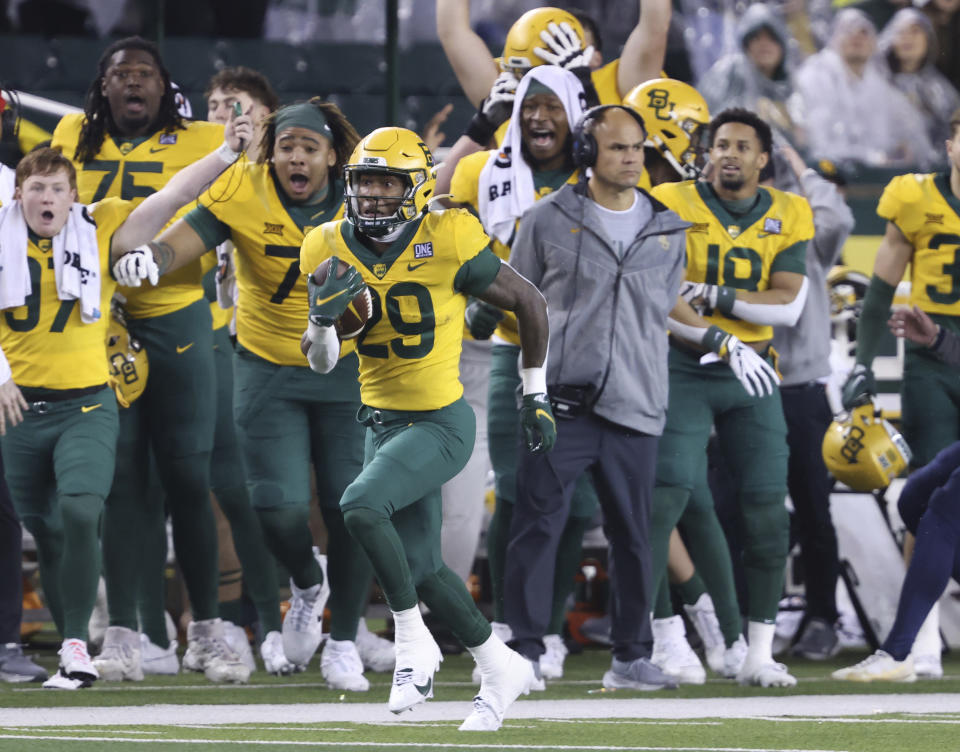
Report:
476,66,586,246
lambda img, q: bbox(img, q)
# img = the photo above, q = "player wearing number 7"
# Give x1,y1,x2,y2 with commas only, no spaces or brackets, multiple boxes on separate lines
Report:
113,100,387,689
300,127,552,732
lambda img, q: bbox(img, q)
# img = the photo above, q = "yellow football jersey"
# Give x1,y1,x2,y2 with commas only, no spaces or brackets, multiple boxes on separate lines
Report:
651,180,813,343
188,163,345,366
0,198,132,389
878,172,960,317
300,210,495,411
51,114,224,320
450,149,579,344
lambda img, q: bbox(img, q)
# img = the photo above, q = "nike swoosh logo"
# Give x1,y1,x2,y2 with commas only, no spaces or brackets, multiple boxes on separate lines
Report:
414,677,432,696
81,404,102,413
535,408,555,427
149,146,168,153
313,288,350,306
407,261,428,271
176,343,194,354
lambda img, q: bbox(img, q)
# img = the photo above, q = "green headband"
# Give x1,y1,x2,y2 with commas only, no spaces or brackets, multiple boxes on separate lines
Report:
274,103,334,142
524,80,557,99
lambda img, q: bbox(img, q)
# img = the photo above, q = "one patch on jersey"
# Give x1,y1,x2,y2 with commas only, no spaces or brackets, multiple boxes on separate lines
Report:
413,242,434,259
925,213,944,225
119,142,134,155
373,262,388,279
263,222,284,236
159,133,178,145
762,217,782,235
727,225,741,239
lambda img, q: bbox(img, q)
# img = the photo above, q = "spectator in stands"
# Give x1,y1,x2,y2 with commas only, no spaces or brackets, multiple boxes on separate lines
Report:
697,4,801,146
879,7,960,148
793,8,936,168
920,0,960,91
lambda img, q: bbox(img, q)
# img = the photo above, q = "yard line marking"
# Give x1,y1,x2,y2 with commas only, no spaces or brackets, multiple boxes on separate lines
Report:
758,717,960,725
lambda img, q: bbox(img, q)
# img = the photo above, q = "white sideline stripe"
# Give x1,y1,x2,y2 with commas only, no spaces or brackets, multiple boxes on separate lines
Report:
760,718,960,724
2,694,959,727
0,736,848,752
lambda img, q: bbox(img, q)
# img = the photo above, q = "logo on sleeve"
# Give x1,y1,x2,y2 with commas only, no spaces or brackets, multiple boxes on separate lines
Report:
762,217,782,235
413,242,434,259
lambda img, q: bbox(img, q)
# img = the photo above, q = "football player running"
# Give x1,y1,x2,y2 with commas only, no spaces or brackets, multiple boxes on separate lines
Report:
0,112,250,689
113,99,382,691
649,108,813,687
50,36,250,683
299,127,551,731
839,109,960,677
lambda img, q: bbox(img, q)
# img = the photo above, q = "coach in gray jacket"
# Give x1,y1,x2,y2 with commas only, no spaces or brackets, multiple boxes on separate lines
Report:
502,105,779,690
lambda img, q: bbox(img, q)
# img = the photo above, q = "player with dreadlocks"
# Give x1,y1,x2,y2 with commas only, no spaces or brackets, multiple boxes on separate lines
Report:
51,37,250,684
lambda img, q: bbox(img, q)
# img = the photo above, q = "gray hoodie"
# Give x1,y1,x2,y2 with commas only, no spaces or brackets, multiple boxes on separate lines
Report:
509,182,689,435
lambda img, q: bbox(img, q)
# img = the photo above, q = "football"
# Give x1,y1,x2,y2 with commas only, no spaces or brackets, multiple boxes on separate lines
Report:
311,257,374,339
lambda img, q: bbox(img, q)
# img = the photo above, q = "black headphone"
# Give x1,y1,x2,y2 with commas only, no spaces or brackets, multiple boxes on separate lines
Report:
571,104,647,169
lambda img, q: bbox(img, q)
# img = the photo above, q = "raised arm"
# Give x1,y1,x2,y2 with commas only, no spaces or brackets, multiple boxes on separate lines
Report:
617,0,671,97
437,0,501,108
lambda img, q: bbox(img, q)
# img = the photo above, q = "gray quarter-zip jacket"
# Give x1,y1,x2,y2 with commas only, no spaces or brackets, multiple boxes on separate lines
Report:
509,182,690,435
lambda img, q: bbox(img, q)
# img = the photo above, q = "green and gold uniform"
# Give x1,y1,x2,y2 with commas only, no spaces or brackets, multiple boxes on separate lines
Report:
878,173,960,465
300,209,501,647
0,198,132,641
185,163,371,639
450,149,599,630
52,113,226,631
650,179,813,625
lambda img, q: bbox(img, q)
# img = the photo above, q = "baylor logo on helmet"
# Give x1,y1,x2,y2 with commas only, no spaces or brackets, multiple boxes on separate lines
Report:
840,426,865,464
646,89,674,121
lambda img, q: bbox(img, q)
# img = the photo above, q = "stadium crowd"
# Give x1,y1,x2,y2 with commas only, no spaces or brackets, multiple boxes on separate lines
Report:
1,0,960,733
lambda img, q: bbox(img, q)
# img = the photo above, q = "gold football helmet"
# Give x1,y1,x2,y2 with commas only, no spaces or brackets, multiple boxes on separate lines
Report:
343,127,435,238
106,303,148,407
623,78,710,180
822,404,912,492
501,7,585,76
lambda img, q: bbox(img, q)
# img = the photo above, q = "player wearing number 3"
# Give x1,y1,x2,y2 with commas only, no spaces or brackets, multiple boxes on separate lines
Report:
299,127,552,732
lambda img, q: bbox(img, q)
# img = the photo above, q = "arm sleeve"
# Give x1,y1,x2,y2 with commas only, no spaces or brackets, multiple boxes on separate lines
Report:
306,323,341,374
454,247,502,295
728,276,810,327
183,204,231,250
855,274,897,367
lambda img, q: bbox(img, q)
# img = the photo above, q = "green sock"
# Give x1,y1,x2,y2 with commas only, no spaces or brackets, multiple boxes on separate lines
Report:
256,505,322,589
321,505,373,641
59,494,103,640
418,565,491,648
653,572,674,619
486,496,513,623
137,515,170,648
548,514,591,635
341,505,417,612
23,515,65,636
674,572,707,606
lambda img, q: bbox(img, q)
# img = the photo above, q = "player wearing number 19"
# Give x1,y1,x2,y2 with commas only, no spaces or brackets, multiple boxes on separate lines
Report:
120,99,381,690
299,127,552,731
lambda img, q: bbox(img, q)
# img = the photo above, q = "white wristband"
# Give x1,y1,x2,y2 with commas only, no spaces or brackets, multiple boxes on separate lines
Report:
305,323,341,374
0,345,11,385
216,142,241,164
520,366,547,396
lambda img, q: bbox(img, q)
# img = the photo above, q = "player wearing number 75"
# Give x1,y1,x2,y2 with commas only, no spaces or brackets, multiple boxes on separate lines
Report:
0,110,249,688
116,99,388,682
299,127,551,732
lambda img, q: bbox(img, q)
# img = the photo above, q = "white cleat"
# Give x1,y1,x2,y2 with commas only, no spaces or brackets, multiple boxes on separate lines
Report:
684,593,726,675
388,633,442,714
223,622,257,673
651,616,705,685
832,650,916,683
737,658,797,687
42,669,90,690
282,555,330,667
321,639,370,692
912,652,943,679
539,634,568,680
93,626,143,681
460,648,535,732
140,635,179,675
722,634,748,678
183,618,250,684
58,638,98,683
355,619,395,673
261,631,296,675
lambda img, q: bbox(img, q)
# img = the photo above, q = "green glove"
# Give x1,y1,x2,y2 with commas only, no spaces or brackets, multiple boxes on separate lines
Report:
520,393,557,454
840,364,876,410
308,256,366,327
465,299,505,340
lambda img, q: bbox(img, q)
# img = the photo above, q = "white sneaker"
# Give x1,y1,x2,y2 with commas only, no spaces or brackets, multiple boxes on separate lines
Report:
737,658,797,687
539,634,568,680
183,618,250,684
223,622,256,673
282,555,330,668
388,632,442,713
42,669,89,690
140,635,179,675
833,650,916,682
913,652,943,679
355,619,395,673
261,631,296,675
94,626,143,681
651,616,705,685
321,639,370,692
460,648,535,732
58,639,98,682
683,593,725,675
473,622,513,685
722,634,748,678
